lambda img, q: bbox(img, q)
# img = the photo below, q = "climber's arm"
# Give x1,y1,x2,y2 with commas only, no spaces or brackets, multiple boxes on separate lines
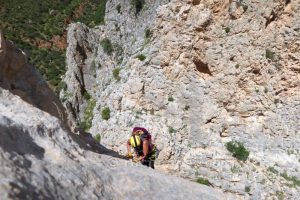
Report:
126,140,132,158
142,140,149,159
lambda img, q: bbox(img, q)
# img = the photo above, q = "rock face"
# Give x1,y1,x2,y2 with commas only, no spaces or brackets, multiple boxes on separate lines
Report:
62,0,300,199
0,29,225,199
0,31,66,122
0,87,223,200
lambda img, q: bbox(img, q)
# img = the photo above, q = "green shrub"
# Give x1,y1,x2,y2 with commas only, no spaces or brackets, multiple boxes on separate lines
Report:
136,110,143,116
267,166,279,175
136,54,146,61
185,105,190,110
245,186,251,193
95,134,101,143
280,171,300,187
101,38,114,55
101,107,110,120
168,127,176,134
242,4,248,12
131,0,145,15
196,177,210,186
235,64,240,69
264,87,268,93
113,67,121,81
75,0,107,26
145,28,152,38
168,96,174,102
116,4,121,13
225,27,230,33
266,49,275,60
83,90,92,101
79,98,96,132
225,141,250,161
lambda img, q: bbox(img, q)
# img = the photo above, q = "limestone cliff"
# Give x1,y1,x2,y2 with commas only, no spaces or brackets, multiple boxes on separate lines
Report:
0,33,223,199
62,0,300,199
0,88,223,200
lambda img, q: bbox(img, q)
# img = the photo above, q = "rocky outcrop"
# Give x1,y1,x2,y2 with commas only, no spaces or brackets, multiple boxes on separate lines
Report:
61,24,99,128
0,31,66,122
62,0,300,199
0,87,224,200
62,0,170,129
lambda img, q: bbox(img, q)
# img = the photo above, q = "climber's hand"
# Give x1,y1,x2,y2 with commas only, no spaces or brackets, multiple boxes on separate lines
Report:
126,153,133,159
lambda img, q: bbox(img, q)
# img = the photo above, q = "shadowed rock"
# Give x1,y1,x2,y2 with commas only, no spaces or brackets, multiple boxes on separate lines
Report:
0,88,224,200
0,30,67,123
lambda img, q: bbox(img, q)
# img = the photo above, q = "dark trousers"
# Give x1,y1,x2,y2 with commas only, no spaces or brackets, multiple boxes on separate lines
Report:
141,159,155,169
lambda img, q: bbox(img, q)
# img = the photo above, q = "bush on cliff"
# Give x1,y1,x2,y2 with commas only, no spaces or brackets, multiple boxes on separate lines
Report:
225,141,249,161
101,38,114,55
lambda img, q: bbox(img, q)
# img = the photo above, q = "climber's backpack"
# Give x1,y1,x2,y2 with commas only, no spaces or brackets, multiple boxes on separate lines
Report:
131,129,153,155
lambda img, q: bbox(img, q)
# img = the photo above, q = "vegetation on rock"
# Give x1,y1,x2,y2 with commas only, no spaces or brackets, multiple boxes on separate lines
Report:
266,49,275,60
83,90,92,101
267,166,279,175
116,4,121,13
224,27,230,33
113,68,121,81
196,177,210,186
145,28,152,39
0,0,107,93
101,107,110,120
168,127,176,134
131,0,145,15
242,4,249,12
225,141,249,161
245,186,251,193
101,38,114,55
168,96,174,102
95,134,101,143
280,171,300,188
80,98,96,132
136,54,146,61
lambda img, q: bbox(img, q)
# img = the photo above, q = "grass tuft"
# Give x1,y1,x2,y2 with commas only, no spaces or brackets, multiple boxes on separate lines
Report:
101,107,110,120
101,38,114,55
136,54,146,61
196,177,210,186
79,98,96,132
113,68,121,81
266,49,275,60
94,134,101,143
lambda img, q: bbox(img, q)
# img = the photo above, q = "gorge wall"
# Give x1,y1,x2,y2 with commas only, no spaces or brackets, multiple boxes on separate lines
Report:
62,0,300,199
0,33,223,199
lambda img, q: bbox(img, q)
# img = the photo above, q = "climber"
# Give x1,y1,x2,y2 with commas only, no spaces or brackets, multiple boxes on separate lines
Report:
126,127,157,169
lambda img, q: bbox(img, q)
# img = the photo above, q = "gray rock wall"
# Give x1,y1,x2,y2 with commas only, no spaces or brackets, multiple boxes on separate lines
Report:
62,0,300,199
0,31,67,122
0,88,224,200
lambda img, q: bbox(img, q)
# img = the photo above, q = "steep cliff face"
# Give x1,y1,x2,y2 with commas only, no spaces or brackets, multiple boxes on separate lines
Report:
0,88,223,200
63,0,300,199
0,34,223,199
62,0,170,129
